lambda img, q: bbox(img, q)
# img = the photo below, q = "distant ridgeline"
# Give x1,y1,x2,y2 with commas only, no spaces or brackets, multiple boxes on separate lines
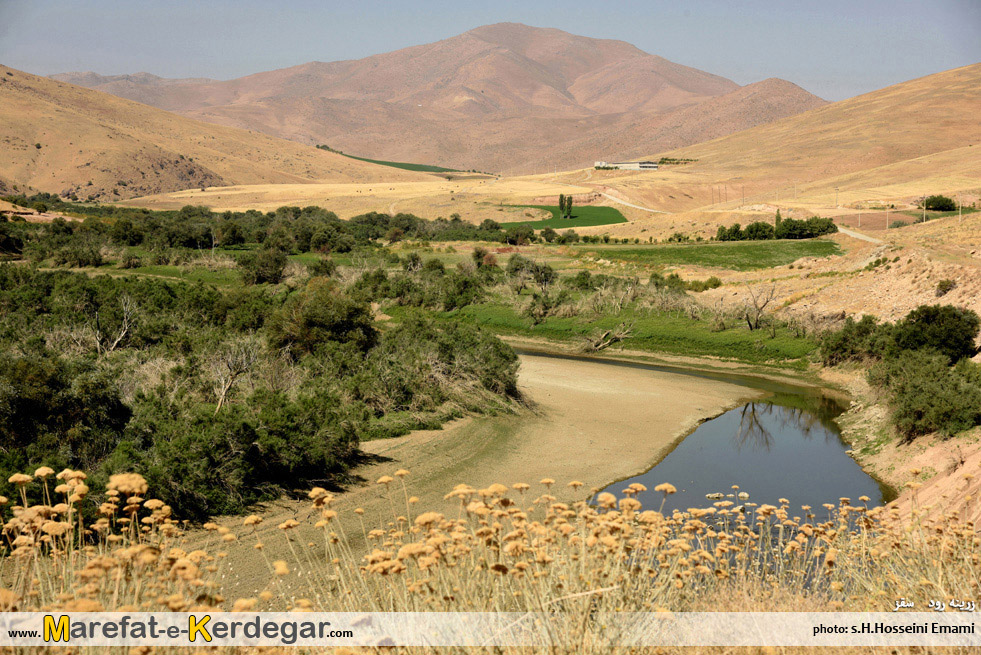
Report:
315,145,472,174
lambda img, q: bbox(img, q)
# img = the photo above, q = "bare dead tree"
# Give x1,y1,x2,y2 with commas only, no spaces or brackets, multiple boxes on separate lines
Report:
208,339,261,414
582,322,634,352
71,295,137,354
743,284,776,331
101,295,136,353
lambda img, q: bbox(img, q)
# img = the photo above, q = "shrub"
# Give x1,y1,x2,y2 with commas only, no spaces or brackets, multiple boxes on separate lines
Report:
307,256,337,278
0,352,131,485
268,282,377,355
819,315,885,365
239,247,287,285
870,351,981,439
935,279,955,297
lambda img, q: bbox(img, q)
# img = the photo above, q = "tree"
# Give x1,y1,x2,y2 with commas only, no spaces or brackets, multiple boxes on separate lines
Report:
207,338,261,414
558,194,566,217
891,305,980,364
743,221,775,240
530,261,556,294
743,284,776,331
923,195,956,212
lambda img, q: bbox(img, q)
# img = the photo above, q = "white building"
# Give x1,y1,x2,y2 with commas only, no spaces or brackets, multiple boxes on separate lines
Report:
594,161,658,171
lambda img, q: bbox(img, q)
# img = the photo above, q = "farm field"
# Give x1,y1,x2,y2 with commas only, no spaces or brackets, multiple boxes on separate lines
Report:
574,239,841,270
505,204,628,229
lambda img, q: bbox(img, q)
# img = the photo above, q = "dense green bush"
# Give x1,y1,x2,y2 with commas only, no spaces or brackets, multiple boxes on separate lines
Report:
0,265,519,518
240,246,287,285
0,352,131,486
821,305,981,439
869,351,981,439
267,282,377,355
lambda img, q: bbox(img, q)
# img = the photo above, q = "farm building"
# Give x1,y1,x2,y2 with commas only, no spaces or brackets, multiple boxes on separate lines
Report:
594,161,658,170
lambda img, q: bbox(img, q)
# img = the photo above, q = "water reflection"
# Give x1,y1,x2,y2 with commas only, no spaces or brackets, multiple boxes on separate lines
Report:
734,401,841,451
600,397,890,515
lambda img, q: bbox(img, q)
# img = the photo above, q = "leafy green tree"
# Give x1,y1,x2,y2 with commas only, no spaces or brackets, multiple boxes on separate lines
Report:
923,195,956,212
891,305,980,364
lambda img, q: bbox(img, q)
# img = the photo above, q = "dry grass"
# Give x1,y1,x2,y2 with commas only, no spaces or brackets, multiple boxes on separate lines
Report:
3,467,979,653
123,176,594,220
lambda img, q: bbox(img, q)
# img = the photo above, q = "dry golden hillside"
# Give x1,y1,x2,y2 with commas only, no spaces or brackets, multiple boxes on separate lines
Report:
0,65,428,200
647,64,981,193
539,64,981,226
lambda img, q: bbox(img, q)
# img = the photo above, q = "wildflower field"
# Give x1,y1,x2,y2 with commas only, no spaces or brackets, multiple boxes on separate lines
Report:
2,467,978,653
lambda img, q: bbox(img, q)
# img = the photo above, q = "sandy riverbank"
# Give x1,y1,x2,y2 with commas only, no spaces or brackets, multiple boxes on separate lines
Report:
206,351,763,599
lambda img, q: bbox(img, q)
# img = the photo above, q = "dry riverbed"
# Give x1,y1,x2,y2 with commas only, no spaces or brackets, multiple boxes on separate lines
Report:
204,352,763,600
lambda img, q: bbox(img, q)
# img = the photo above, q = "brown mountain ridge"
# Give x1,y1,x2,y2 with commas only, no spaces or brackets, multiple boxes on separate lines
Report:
0,65,428,201
52,23,826,173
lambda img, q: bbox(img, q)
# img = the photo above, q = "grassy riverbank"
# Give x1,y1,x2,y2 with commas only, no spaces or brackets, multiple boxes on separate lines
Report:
387,301,818,369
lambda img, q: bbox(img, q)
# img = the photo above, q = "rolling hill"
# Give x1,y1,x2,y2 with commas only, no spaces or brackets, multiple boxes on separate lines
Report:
0,65,428,201
52,23,826,173
650,63,981,191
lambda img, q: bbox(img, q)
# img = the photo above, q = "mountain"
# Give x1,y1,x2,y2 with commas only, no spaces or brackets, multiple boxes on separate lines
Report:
52,23,825,173
649,63,981,186
0,65,428,200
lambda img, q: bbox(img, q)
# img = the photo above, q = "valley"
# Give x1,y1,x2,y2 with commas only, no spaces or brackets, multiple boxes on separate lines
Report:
1,12,980,649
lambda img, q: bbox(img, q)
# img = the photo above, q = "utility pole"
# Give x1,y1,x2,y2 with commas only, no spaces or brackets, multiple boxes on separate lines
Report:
835,187,839,208
922,196,926,223
725,185,728,203
858,211,861,228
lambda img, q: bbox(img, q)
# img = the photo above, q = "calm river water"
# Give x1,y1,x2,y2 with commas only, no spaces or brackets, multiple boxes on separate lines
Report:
600,392,894,515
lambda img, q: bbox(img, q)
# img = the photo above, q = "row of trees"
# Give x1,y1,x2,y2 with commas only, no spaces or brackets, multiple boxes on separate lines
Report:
557,194,575,219
3,196,590,256
716,213,838,241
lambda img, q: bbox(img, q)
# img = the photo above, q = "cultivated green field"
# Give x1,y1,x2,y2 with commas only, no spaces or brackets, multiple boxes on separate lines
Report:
337,153,460,173
507,205,628,229
574,239,840,271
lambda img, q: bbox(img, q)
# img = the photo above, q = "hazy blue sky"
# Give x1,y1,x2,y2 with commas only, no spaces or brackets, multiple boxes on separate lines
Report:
1,0,978,100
